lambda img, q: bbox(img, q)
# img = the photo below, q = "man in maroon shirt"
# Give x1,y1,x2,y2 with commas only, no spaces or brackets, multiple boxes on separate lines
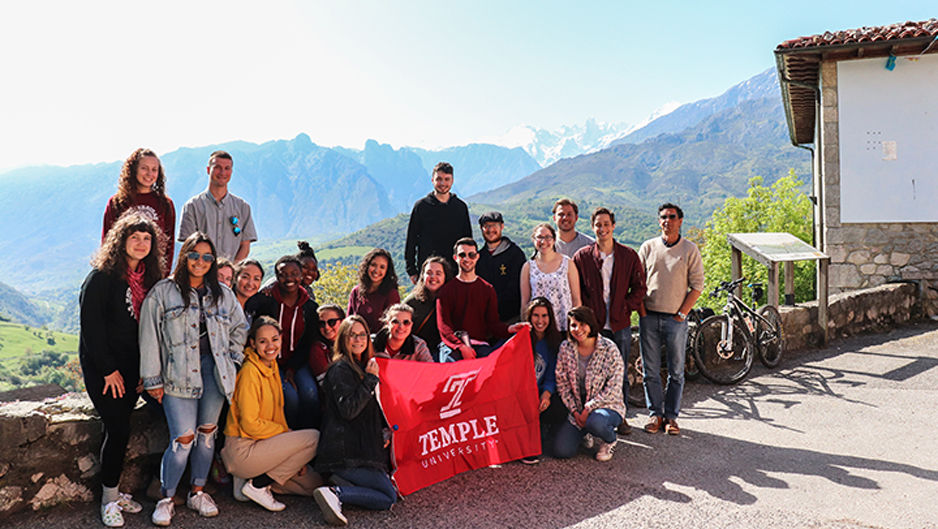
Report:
437,238,527,361
573,207,646,434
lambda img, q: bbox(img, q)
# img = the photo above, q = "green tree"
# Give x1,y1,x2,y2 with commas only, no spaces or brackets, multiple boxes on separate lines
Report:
313,263,359,307
699,170,815,310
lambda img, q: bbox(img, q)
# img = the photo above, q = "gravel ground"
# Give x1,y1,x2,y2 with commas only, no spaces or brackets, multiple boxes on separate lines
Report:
6,322,938,529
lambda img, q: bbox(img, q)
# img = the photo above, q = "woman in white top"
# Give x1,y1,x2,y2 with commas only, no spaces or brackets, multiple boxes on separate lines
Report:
520,223,581,330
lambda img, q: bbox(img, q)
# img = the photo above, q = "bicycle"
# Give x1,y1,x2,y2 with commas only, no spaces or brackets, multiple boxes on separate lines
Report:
693,278,784,385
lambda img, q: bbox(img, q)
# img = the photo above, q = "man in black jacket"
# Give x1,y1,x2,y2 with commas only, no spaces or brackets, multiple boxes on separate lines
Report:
404,162,472,283
475,211,527,324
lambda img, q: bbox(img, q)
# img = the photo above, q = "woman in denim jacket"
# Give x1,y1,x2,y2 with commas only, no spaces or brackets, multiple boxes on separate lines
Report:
139,232,248,526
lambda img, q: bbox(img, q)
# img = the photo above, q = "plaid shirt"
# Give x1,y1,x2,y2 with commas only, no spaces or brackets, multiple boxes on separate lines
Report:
555,336,626,424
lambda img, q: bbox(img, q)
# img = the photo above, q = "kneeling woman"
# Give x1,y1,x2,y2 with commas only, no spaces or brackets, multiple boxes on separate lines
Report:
140,232,248,526
372,303,433,362
553,306,626,462
222,316,321,512
314,315,396,526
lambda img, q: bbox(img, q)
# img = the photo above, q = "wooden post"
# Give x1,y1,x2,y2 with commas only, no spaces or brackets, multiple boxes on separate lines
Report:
818,258,829,345
784,261,795,305
731,247,743,298
768,261,779,307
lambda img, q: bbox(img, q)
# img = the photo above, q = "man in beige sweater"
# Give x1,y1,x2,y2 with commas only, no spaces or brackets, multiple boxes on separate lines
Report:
637,203,704,436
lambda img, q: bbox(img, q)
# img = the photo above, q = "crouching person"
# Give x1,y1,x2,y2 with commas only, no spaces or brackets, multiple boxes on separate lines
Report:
222,316,322,512
314,315,397,526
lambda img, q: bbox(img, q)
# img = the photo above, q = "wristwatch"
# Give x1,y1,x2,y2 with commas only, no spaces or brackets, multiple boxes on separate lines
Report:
676,311,686,321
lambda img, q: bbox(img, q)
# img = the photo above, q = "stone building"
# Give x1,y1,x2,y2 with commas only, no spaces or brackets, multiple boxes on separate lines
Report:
775,19,938,293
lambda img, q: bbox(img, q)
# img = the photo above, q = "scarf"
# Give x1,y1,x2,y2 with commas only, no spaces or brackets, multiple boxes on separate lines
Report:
127,262,146,320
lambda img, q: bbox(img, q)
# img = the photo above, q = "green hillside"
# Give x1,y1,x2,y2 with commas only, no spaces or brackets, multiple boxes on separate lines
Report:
0,321,80,392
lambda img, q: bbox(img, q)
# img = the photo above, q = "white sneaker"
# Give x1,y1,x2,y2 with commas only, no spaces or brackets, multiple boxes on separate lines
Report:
186,490,219,518
596,441,616,462
582,433,595,450
313,486,347,526
151,497,174,527
242,480,286,512
101,501,124,527
116,492,142,514
232,476,249,502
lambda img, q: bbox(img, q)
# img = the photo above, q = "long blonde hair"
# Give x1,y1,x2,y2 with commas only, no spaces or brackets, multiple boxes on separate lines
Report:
331,315,374,378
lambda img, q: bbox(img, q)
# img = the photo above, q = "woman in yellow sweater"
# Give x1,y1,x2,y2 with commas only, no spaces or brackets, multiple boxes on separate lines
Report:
221,316,322,511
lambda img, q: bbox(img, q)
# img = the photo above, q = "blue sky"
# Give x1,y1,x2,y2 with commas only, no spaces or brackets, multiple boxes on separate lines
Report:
0,1,934,170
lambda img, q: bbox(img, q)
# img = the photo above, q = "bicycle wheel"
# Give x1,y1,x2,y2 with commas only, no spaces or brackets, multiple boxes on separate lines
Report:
755,305,784,368
693,314,754,385
684,315,701,381
627,347,646,408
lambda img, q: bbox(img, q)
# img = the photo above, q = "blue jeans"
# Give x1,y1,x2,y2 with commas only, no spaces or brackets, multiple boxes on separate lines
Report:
639,312,688,419
160,353,227,497
282,365,321,429
334,467,396,511
552,409,622,459
438,339,505,362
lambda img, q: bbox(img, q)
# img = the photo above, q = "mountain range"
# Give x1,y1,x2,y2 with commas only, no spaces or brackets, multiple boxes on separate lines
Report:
0,66,806,332
324,67,808,273
0,137,540,293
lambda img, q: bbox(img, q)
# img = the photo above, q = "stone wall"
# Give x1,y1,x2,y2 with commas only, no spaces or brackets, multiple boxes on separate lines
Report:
779,282,921,352
0,392,166,516
820,60,938,292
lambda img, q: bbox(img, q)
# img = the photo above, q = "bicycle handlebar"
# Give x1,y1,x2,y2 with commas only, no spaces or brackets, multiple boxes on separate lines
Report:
711,277,746,297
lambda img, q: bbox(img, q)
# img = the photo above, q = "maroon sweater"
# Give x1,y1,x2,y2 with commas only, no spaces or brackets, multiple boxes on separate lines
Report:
347,285,400,334
103,192,176,276
436,276,509,350
573,241,646,333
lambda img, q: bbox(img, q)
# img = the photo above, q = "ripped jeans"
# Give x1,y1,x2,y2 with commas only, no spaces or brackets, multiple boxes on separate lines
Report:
159,353,227,497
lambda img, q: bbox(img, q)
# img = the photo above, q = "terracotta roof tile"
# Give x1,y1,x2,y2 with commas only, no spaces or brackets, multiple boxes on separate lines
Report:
777,19,938,50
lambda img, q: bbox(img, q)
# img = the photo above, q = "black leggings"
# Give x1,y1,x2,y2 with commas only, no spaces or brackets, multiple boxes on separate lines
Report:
84,366,138,489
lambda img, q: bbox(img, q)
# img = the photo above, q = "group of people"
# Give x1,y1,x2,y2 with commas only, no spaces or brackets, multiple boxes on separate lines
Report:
78,151,704,527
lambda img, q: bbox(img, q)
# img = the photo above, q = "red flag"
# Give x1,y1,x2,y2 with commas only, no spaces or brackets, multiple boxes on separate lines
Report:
377,332,541,495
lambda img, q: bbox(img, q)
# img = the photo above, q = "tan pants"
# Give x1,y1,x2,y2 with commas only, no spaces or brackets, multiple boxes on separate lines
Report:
222,430,323,496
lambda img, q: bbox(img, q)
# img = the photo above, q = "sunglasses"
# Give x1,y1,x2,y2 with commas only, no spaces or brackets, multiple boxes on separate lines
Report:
186,252,215,263
230,216,242,235
457,251,478,259
319,317,341,328
390,319,413,326
659,214,678,220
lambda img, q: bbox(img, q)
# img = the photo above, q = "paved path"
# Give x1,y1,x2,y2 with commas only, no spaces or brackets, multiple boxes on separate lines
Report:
7,322,938,529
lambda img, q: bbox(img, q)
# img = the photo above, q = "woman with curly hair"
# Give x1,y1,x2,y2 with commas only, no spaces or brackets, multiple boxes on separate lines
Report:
346,248,400,332
80,211,165,527
140,232,248,526
102,148,176,276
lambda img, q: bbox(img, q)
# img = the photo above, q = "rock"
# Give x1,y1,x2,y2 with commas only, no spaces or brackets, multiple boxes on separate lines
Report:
846,250,870,265
890,252,911,267
859,264,876,274
0,486,23,513
77,454,95,473
873,254,889,264
30,473,43,483
0,461,9,479
29,474,92,510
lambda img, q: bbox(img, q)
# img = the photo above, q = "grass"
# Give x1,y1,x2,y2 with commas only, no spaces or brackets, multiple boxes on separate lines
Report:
0,321,78,361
